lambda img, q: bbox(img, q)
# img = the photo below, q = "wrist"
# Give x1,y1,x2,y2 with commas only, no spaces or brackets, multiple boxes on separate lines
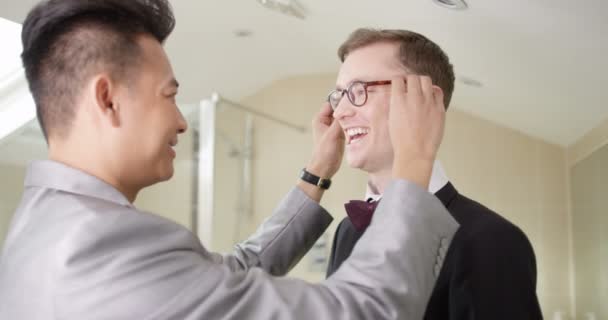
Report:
297,180,324,203
305,161,334,179
392,156,434,190
300,168,332,190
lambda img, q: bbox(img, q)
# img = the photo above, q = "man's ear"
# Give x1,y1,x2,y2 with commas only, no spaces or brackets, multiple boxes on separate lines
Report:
92,74,121,127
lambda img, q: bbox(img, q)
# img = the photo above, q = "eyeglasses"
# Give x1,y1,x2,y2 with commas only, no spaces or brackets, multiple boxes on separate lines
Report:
327,80,392,110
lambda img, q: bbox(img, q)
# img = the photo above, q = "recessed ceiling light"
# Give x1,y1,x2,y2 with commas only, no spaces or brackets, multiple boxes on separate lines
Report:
459,76,483,88
432,0,468,10
256,0,307,20
234,29,253,38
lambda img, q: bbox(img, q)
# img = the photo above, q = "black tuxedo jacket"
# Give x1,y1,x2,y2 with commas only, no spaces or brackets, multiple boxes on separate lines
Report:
327,182,543,319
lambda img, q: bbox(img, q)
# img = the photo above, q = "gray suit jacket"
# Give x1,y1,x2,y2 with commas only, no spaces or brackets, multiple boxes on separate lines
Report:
0,161,458,319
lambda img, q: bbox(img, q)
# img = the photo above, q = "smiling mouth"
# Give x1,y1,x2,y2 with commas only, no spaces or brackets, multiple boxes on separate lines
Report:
346,127,370,145
168,140,178,156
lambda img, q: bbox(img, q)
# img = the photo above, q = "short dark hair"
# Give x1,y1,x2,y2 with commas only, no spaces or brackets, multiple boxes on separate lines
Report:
21,0,175,140
338,28,455,109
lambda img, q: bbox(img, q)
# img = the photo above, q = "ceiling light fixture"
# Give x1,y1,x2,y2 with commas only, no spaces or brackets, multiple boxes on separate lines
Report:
256,0,307,20
432,0,468,10
459,76,483,88
234,29,254,38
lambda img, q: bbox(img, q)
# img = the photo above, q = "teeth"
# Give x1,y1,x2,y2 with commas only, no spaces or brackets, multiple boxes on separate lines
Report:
346,127,370,137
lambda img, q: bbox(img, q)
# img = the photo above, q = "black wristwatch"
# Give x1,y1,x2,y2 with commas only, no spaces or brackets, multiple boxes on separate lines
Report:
299,168,332,190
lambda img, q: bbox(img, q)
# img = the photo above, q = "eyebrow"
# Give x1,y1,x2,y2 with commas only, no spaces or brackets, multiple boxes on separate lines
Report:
336,78,364,90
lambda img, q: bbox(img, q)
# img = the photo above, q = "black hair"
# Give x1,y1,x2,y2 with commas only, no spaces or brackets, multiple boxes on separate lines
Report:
21,0,175,139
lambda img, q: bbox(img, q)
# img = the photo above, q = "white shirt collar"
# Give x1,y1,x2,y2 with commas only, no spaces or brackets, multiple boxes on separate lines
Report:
365,160,449,200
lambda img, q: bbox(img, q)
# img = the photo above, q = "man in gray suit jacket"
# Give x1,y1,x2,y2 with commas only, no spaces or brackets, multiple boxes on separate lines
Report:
0,0,458,319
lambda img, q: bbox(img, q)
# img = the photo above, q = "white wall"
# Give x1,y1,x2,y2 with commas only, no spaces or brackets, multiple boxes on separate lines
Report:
440,110,572,318
568,116,608,320
568,116,608,167
570,144,608,320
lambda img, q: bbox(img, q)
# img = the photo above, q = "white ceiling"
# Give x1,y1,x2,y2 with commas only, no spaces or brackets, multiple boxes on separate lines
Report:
1,0,607,147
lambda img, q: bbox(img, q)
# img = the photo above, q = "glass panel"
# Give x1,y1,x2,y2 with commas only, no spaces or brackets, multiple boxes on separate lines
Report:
209,104,254,252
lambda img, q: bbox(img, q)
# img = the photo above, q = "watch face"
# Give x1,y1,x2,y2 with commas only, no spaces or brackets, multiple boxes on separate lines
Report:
319,179,331,189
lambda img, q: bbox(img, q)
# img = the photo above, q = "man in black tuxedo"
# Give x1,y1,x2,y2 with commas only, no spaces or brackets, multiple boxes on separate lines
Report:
325,28,543,319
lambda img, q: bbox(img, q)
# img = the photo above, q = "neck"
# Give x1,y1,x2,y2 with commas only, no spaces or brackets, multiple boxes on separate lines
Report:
367,160,448,196
367,167,393,195
48,142,139,203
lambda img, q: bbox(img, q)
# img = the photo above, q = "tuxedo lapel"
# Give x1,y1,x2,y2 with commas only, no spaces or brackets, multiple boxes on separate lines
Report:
434,182,458,211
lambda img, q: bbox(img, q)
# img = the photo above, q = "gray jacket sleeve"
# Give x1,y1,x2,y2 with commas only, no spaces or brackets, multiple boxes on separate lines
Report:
206,187,334,275
55,180,458,320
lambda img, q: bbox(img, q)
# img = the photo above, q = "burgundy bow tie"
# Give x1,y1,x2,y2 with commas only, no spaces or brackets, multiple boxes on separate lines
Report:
344,199,379,232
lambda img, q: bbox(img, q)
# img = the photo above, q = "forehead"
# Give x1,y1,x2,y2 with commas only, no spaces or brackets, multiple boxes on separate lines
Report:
136,35,173,76
336,42,404,86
